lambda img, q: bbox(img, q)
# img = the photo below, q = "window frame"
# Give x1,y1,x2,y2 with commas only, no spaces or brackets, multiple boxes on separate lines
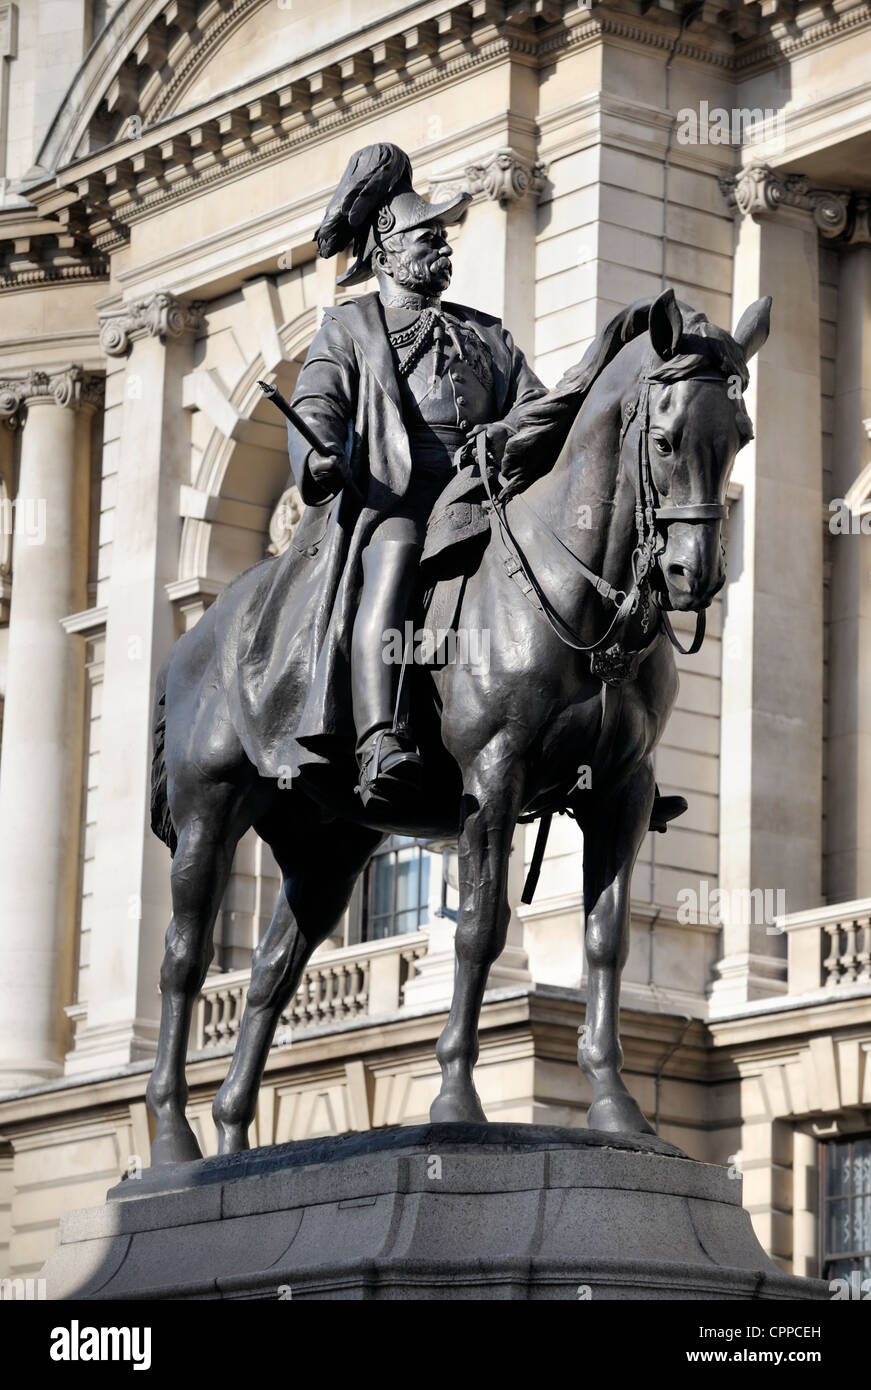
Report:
355,835,431,943
818,1133,871,1280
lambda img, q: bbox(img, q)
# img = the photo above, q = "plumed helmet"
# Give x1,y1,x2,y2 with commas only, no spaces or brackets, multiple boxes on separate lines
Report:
315,142,471,287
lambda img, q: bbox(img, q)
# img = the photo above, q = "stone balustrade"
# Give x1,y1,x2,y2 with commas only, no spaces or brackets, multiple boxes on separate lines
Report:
193,932,428,1054
778,899,871,995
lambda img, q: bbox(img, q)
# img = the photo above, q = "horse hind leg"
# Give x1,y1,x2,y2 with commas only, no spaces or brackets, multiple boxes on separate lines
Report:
146,787,251,1166
576,762,656,1135
213,818,384,1154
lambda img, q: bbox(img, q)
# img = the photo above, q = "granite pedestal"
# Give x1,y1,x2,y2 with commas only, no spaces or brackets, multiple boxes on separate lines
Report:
39,1124,828,1300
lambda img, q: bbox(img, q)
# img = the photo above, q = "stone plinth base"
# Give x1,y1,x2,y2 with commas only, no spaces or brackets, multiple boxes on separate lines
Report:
40,1124,826,1300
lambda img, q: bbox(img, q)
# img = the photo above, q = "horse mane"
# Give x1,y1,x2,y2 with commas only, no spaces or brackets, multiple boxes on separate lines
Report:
502,296,751,477
501,297,658,478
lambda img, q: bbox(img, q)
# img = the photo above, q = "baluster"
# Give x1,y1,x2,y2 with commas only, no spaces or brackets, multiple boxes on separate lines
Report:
204,993,217,1047
215,988,228,1042
335,963,348,1017
856,918,871,982
308,967,321,1025
228,985,242,1040
311,967,323,1023
324,966,338,1021
822,923,842,986
291,972,306,1028
841,920,859,984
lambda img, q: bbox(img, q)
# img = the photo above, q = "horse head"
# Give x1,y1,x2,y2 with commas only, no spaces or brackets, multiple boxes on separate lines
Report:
630,289,771,613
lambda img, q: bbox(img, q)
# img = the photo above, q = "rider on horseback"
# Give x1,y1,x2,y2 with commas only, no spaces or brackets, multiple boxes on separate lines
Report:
284,144,548,808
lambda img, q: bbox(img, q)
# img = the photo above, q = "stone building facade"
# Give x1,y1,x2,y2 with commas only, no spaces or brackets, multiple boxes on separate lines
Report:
0,0,869,1288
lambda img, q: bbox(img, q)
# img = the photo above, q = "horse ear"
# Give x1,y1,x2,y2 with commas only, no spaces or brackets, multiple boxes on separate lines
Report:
648,289,683,360
733,296,772,360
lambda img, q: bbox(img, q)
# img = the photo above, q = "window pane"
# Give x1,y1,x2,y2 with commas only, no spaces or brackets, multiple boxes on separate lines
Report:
361,841,432,941
854,1194,871,1255
420,854,430,915
369,914,392,942
826,1144,850,1197
855,1139,871,1194
826,1198,851,1255
372,859,393,918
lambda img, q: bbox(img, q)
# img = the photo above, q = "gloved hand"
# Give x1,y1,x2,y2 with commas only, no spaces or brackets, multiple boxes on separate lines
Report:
466,421,516,468
308,452,345,493
495,446,529,498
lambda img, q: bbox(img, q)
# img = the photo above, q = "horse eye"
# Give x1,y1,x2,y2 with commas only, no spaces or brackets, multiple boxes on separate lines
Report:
653,436,672,455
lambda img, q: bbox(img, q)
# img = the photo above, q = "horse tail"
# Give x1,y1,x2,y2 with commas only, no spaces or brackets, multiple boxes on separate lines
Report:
150,658,178,856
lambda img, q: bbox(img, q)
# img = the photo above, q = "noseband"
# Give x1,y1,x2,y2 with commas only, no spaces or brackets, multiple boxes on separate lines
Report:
620,370,730,655
485,368,733,664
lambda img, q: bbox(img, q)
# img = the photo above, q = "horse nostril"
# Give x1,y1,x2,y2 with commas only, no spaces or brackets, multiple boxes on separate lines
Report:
666,562,691,589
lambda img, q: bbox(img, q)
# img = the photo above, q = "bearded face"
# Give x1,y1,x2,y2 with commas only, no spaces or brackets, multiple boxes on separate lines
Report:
378,224,453,296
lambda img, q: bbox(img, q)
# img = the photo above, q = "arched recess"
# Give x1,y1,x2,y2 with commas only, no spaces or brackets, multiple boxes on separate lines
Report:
171,299,318,630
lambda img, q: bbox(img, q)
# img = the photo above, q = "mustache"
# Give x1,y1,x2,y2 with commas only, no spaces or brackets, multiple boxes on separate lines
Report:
392,250,453,289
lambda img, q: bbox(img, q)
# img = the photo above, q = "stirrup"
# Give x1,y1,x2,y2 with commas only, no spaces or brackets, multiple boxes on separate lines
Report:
355,729,423,808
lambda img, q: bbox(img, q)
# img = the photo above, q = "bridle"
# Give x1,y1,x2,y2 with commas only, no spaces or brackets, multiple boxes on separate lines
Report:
481,367,733,664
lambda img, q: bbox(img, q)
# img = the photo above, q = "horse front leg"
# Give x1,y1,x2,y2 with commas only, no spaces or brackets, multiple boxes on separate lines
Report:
577,761,655,1134
431,745,523,1123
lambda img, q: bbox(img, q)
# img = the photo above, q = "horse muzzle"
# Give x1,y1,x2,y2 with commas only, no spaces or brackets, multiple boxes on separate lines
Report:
657,521,726,611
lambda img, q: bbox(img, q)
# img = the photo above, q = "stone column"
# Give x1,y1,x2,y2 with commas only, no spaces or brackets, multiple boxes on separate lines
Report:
792,1127,819,1279
825,225,871,900
711,166,834,1007
0,366,100,1089
65,292,202,1076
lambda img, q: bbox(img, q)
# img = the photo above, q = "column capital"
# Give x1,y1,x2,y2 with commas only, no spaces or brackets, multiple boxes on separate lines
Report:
429,148,547,209
0,365,104,427
98,290,204,358
719,164,871,242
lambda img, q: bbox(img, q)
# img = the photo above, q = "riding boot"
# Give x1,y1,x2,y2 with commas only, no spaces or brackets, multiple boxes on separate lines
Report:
649,784,688,833
352,539,424,808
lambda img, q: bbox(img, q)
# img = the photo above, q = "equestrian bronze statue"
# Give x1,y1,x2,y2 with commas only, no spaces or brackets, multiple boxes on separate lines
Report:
144,141,771,1165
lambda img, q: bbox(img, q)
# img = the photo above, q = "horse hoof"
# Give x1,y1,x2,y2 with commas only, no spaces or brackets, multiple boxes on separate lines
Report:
429,1089,487,1124
216,1122,250,1155
586,1093,655,1136
149,1123,203,1167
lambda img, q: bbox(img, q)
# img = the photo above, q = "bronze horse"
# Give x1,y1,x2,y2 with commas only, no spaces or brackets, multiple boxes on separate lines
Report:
145,289,770,1164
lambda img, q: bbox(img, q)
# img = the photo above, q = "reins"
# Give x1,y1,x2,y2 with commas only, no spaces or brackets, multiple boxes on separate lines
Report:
481,368,732,660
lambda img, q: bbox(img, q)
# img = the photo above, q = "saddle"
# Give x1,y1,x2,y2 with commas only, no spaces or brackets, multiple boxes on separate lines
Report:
420,463,491,580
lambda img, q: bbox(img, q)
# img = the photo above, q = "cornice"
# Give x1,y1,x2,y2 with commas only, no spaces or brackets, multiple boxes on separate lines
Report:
731,0,871,75
542,8,734,70
45,29,527,257
146,0,262,126
7,0,871,280
0,210,108,294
